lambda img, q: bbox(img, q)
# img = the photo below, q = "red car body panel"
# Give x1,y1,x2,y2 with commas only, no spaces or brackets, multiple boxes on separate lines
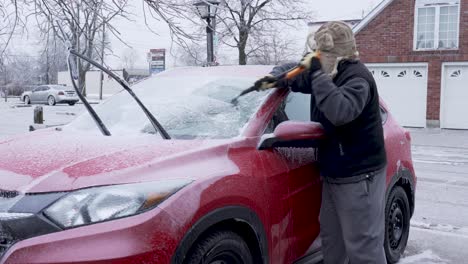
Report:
0,66,416,264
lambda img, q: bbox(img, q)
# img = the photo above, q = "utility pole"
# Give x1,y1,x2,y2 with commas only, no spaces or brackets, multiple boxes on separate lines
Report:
1,57,6,102
194,0,220,66
76,5,81,95
99,22,106,101
45,47,50,84
45,24,50,84
206,16,214,65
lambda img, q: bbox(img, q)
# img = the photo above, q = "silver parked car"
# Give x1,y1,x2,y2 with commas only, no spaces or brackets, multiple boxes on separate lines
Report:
21,85,79,106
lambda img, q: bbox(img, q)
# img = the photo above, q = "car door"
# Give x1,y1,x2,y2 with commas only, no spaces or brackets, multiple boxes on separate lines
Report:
30,87,41,103
281,92,323,261
255,126,295,263
260,93,322,262
39,86,50,102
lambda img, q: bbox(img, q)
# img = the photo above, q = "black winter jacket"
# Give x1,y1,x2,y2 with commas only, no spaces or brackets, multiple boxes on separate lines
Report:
271,60,387,180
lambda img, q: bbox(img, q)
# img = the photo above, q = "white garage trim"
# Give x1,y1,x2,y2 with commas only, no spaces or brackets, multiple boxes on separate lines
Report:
365,63,429,68
365,63,429,128
441,62,468,129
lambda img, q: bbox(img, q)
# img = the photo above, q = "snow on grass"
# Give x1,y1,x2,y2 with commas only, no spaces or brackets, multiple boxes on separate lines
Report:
400,250,447,264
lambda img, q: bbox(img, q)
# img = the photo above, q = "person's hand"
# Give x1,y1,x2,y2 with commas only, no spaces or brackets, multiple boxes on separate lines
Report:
275,77,291,89
254,75,278,91
300,52,322,77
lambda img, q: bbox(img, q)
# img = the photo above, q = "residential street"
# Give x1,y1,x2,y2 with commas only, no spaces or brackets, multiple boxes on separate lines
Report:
403,128,468,263
1,99,467,263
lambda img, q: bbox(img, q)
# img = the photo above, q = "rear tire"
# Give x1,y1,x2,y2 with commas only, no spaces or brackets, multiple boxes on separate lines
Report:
24,96,30,105
47,96,56,106
385,186,411,264
68,102,76,106
185,230,253,264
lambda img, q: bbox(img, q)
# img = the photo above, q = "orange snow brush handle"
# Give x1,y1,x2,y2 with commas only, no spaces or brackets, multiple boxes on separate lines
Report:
283,51,321,80
230,52,320,105
285,66,306,79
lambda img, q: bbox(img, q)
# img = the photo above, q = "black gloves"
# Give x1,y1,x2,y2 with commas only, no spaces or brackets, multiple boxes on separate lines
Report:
254,75,277,91
300,52,323,78
309,57,323,77
254,75,290,91
254,74,294,91
254,52,323,92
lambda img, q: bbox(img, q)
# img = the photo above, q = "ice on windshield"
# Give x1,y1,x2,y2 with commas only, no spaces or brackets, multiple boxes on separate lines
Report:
66,75,270,139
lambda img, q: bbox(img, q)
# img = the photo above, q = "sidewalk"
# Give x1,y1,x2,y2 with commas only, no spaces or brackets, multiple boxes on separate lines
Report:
407,128,468,149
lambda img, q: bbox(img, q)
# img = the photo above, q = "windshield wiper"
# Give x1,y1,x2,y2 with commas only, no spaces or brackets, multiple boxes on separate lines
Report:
67,51,111,136
68,49,171,139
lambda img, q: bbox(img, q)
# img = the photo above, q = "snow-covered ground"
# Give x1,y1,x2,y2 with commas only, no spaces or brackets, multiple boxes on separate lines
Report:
403,128,468,264
0,98,84,136
1,99,467,263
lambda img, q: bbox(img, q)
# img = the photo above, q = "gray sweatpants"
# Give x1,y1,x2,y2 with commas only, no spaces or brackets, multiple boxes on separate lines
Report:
319,168,387,264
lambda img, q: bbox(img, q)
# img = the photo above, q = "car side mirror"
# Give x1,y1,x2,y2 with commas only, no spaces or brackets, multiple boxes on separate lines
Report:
258,121,326,150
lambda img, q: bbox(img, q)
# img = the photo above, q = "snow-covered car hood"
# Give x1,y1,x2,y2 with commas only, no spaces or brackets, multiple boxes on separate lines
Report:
0,129,240,193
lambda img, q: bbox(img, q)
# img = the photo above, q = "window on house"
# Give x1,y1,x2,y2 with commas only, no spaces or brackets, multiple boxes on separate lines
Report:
414,0,460,50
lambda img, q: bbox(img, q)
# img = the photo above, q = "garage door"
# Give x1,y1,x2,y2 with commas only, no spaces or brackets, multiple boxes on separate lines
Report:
366,64,428,127
441,63,468,129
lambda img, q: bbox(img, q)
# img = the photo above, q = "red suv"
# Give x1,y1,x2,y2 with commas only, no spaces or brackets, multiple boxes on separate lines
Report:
0,66,416,264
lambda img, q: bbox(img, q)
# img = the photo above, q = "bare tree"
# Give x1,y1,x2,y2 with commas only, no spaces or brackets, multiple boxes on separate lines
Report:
0,53,41,96
248,30,297,65
172,42,205,67
143,0,311,65
121,47,139,69
0,0,23,56
31,0,130,95
38,32,68,84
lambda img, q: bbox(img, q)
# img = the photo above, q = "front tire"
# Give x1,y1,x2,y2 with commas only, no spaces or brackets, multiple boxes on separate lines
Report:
47,96,56,106
24,96,30,105
68,102,76,106
385,186,411,264
185,231,253,264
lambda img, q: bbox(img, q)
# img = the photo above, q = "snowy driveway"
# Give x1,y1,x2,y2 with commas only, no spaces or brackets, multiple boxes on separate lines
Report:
0,99,467,263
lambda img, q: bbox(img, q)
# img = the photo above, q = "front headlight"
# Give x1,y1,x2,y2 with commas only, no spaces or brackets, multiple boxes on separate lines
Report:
44,179,191,228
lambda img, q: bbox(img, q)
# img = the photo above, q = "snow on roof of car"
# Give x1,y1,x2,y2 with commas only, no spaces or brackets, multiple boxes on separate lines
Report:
156,65,275,79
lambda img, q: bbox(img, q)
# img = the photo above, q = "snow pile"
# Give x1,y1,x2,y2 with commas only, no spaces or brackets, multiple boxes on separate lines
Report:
400,250,447,264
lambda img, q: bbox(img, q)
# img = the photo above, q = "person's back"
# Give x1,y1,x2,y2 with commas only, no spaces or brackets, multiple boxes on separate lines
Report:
313,60,386,181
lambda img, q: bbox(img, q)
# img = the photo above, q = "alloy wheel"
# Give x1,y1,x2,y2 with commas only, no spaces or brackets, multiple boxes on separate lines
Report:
48,96,56,106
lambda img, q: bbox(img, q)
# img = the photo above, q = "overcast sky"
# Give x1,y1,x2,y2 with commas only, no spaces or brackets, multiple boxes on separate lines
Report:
7,0,380,69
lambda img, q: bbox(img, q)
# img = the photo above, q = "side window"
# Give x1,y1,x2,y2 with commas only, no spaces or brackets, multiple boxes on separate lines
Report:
264,101,288,134
380,106,388,124
263,92,310,134
43,86,50,91
284,92,310,122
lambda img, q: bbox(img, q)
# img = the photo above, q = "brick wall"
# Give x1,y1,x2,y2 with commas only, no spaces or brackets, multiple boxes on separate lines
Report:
355,0,468,120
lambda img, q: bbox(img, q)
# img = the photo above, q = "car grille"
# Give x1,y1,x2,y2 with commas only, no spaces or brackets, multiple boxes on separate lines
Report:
0,222,14,259
0,190,19,199
0,190,18,259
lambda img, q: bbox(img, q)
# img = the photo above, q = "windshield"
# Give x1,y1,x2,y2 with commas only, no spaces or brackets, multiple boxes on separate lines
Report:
66,73,270,139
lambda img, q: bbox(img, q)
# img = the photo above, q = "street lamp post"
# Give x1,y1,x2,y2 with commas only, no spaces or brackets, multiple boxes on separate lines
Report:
194,0,220,66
